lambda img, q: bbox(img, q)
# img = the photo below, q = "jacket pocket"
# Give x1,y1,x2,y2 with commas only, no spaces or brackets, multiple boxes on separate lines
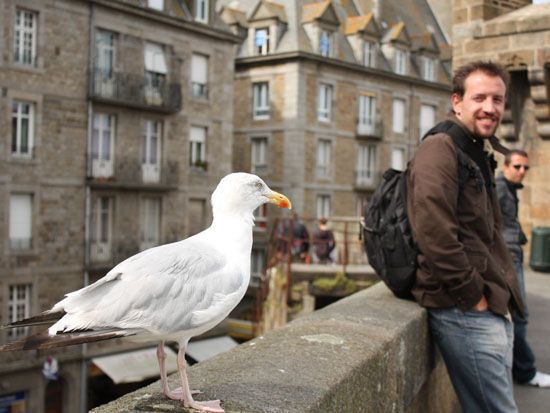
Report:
466,251,488,274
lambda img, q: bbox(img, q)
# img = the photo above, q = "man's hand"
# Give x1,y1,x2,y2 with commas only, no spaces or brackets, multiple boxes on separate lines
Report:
473,295,488,311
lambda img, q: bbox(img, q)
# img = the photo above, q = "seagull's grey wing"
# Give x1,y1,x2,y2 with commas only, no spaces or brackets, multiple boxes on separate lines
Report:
49,238,243,334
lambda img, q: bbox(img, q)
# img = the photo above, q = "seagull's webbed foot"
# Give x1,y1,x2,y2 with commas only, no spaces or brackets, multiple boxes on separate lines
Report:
164,387,203,400
184,399,223,412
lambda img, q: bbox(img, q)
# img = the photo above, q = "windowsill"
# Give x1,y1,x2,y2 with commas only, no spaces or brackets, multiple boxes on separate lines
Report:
9,247,37,257
318,118,331,123
190,166,208,174
10,154,36,163
8,61,43,73
253,115,270,121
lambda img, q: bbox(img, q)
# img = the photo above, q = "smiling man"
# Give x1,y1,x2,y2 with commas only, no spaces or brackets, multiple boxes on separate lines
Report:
407,61,525,413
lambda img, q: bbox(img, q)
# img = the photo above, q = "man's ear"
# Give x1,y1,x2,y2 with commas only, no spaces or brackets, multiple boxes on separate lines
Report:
451,93,463,116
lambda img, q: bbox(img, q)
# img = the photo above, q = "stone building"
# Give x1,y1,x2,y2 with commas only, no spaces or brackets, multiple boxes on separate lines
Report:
218,0,453,269
452,0,550,251
0,0,238,411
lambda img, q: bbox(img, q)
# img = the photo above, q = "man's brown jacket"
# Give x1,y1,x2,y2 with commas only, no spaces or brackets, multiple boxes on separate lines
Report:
407,119,525,316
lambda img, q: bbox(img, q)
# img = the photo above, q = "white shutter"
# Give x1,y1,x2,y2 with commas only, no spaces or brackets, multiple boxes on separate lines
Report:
392,98,405,133
391,147,406,171
420,104,436,138
191,54,208,84
10,194,32,246
144,42,167,74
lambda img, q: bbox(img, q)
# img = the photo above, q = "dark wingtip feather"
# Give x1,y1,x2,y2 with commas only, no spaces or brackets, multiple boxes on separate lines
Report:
1,311,65,330
0,329,135,352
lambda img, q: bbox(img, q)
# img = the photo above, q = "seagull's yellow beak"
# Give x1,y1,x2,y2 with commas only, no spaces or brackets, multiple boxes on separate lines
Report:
267,191,292,209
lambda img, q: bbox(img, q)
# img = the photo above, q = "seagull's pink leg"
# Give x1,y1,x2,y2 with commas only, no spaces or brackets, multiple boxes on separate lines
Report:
156,342,201,400
177,343,223,412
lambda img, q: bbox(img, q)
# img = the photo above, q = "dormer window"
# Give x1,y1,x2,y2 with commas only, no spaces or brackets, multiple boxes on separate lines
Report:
255,27,270,55
394,49,407,75
319,30,332,57
422,56,437,81
195,0,209,24
147,0,164,11
364,41,376,67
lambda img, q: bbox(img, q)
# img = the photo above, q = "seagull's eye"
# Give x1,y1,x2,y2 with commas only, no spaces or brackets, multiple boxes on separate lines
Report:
255,181,263,190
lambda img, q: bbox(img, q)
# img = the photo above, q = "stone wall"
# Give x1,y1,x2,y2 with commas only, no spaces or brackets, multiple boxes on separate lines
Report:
91,283,459,413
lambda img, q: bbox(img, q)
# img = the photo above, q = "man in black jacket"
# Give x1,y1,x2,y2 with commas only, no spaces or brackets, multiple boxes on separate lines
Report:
496,149,550,388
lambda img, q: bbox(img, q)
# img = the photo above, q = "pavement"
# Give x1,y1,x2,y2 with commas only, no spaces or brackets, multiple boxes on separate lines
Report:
514,266,550,413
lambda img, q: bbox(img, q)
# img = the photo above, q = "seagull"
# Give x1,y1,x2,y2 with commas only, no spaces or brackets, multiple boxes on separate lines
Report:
0,172,291,412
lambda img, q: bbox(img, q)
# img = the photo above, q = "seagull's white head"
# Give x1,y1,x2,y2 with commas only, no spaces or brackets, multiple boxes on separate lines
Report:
211,173,291,219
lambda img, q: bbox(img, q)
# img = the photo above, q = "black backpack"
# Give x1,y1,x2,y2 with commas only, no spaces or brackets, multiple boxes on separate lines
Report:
362,121,481,299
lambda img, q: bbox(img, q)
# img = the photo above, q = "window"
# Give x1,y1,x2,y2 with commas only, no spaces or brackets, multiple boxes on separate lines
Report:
316,139,332,178
363,41,376,67
94,30,116,96
394,49,407,75
190,126,207,169
8,284,32,339
91,197,112,262
251,137,268,173
140,197,161,250
319,30,332,57
253,82,269,119
142,120,161,183
316,195,331,219
250,248,266,287
91,113,115,178
254,27,269,55
422,56,436,81
147,0,164,10
392,98,406,133
195,0,209,24
144,42,167,104
356,144,377,186
358,94,376,134
10,194,32,250
318,83,332,122
420,104,436,139
391,147,406,171
12,101,34,158
191,53,208,98
253,204,267,231
14,9,37,66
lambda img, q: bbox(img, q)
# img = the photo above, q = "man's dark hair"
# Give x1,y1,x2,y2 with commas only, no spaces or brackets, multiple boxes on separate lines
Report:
452,61,510,98
504,149,528,165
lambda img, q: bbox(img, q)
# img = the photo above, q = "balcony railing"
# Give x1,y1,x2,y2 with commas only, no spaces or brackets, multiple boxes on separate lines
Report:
354,170,381,190
90,68,182,113
357,119,384,139
88,156,179,189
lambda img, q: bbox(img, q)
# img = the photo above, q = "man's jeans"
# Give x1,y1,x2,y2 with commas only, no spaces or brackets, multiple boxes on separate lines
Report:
429,307,518,413
512,260,537,383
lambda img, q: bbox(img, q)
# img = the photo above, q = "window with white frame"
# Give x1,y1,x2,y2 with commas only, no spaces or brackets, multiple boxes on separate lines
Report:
316,139,332,178
147,0,164,10
143,120,161,167
190,126,207,169
316,194,331,219
91,196,112,261
14,9,37,66
254,27,269,55
12,101,34,158
191,53,208,98
94,30,116,96
391,147,406,171
422,56,436,81
363,41,376,67
253,82,269,119
356,144,377,185
319,30,332,57
358,94,376,134
251,137,268,173
253,204,268,231
420,104,436,139
250,248,266,287
9,194,32,250
8,284,32,339
392,98,406,133
144,42,167,104
140,197,161,250
394,48,407,75
195,0,209,23
317,83,332,122
91,113,115,178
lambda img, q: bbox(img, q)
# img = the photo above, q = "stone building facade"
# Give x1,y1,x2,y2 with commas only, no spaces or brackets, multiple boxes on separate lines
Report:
452,0,550,251
219,0,453,267
0,0,238,411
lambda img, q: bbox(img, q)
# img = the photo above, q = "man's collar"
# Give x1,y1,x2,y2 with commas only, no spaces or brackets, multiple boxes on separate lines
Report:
447,113,509,156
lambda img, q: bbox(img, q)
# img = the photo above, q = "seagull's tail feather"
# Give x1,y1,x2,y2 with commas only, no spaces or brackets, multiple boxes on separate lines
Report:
0,329,136,352
0,310,65,330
